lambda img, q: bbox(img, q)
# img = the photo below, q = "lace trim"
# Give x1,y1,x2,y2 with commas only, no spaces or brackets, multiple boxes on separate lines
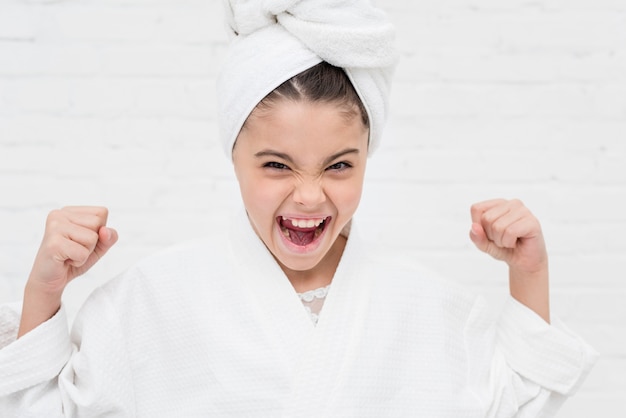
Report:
297,285,331,302
297,285,331,325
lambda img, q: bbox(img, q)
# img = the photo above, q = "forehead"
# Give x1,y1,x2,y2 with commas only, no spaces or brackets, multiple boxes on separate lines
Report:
237,100,369,156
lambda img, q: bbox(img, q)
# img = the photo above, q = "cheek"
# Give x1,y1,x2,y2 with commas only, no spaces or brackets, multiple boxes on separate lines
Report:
242,178,290,218
328,177,364,216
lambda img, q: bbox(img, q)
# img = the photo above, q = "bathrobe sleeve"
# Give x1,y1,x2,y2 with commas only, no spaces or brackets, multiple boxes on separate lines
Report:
465,295,598,418
0,287,135,417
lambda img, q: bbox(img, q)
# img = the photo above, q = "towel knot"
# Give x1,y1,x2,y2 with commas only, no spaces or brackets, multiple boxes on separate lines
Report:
226,0,396,68
225,0,279,37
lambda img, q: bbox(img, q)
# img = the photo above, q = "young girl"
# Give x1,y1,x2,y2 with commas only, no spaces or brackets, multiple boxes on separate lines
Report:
0,1,596,417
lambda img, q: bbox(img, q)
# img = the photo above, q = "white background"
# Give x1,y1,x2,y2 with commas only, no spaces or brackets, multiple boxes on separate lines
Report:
1,0,624,416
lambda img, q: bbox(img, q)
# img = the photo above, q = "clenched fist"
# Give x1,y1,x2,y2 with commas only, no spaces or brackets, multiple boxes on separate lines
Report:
18,206,118,337
469,199,550,322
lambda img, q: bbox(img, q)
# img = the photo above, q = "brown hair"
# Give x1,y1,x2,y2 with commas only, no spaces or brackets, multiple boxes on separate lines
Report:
245,61,369,128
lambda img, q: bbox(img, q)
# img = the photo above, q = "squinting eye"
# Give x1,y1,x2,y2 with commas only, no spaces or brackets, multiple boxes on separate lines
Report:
264,161,289,170
326,161,352,171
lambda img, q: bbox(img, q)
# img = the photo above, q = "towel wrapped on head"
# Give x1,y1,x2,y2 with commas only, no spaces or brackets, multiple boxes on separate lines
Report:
217,0,397,157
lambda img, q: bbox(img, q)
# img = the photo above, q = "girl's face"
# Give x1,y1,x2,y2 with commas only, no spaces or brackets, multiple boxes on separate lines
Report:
232,100,369,273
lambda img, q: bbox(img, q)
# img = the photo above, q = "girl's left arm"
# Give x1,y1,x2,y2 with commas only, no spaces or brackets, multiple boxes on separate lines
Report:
469,198,550,323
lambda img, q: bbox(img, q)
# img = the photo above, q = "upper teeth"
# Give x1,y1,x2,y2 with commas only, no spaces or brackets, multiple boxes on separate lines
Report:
282,216,325,228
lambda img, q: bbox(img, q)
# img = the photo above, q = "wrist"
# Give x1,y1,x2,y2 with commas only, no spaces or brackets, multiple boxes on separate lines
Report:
508,260,549,282
18,282,63,338
508,264,550,324
24,279,64,303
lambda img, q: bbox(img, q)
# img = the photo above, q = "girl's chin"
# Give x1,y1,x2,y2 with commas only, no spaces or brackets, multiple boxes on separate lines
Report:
275,255,324,273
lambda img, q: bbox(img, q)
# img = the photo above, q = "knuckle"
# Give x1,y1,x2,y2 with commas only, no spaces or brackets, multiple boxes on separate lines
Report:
96,206,109,221
41,235,65,256
491,218,505,232
75,247,91,265
482,212,497,225
80,245,92,260
46,209,63,223
88,230,100,246
509,198,524,209
45,217,62,232
501,226,515,244
59,205,78,213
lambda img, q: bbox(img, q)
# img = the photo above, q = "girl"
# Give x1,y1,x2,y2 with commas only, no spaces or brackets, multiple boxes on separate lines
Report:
0,1,596,417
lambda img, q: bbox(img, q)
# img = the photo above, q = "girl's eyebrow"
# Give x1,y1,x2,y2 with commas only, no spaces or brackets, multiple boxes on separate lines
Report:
323,148,360,166
254,148,360,166
254,150,294,164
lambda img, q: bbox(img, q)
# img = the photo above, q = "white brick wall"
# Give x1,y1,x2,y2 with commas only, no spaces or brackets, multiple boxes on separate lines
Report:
1,0,624,415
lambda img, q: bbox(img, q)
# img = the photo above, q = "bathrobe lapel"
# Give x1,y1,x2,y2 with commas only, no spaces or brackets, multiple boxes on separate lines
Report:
230,215,314,367
283,225,373,418
230,212,374,417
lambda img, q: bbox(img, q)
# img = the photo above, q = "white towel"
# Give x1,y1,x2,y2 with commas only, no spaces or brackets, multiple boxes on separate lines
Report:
217,0,398,157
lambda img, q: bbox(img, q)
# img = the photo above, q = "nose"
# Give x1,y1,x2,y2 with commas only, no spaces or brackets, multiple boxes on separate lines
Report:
292,178,326,207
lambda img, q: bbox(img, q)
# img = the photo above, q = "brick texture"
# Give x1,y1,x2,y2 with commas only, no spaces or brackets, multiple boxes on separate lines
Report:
0,0,623,415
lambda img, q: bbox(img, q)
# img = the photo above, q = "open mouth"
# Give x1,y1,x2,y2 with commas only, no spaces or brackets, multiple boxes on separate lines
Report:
277,216,330,247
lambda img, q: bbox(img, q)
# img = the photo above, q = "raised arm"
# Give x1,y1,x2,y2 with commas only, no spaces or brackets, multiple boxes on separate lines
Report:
18,206,118,338
469,199,550,323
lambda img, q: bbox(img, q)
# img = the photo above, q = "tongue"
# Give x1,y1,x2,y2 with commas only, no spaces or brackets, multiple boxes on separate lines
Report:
279,218,324,246
290,229,316,246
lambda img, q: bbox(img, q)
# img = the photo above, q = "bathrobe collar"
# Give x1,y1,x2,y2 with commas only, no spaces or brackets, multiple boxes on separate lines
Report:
229,207,374,416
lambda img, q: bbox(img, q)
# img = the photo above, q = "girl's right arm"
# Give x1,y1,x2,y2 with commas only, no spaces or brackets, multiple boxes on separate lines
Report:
18,206,118,337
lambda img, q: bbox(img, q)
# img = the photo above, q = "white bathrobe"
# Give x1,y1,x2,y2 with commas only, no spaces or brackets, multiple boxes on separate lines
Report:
0,214,597,417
